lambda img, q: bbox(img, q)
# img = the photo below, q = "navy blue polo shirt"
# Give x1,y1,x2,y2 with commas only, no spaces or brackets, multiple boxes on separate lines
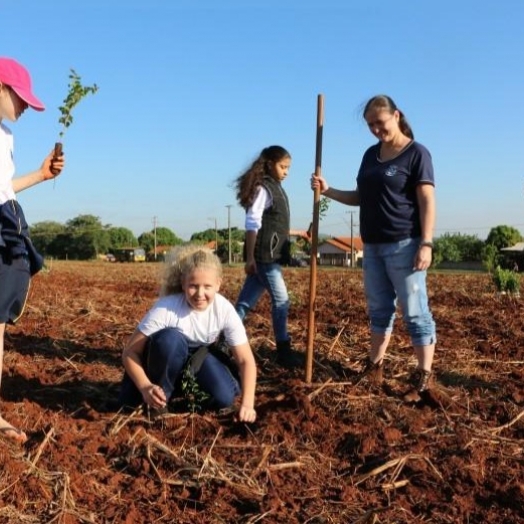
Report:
356,141,435,244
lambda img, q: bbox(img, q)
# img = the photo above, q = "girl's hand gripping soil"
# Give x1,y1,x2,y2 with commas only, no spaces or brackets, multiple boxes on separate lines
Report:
238,405,257,423
141,384,167,409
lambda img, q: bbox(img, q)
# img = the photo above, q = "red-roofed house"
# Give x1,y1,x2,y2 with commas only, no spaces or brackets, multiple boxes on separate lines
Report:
318,236,363,267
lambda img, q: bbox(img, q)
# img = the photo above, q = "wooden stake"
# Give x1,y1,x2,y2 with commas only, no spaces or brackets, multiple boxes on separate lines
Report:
305,94,324,383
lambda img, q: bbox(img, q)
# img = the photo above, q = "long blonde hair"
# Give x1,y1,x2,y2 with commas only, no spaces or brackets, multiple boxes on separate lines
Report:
160,244,223,296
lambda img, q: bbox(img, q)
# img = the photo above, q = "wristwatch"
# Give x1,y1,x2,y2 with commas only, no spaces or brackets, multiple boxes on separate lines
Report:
419,241,434,249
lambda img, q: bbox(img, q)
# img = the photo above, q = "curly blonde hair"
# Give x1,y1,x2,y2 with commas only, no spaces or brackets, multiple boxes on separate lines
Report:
159,244,223,296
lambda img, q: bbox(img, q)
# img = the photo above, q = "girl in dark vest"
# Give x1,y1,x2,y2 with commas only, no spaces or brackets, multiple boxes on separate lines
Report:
234,146,304,369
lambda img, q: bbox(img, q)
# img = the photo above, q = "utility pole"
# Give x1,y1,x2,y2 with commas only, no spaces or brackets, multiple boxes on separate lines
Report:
214,217,218,254
208,217,218,253
152,216,158,261
226,205,232,265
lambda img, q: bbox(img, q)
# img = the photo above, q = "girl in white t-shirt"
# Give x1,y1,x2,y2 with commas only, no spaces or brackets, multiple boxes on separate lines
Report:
118,245,257,423
0,57,65,445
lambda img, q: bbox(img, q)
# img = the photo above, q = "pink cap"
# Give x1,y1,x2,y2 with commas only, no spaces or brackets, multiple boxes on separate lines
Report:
0,57,45,111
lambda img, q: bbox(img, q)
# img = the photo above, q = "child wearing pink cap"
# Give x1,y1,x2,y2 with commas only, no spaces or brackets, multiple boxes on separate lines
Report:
0,57,65,444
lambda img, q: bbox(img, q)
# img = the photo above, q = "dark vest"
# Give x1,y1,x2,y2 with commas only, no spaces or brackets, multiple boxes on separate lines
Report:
253,176,290,264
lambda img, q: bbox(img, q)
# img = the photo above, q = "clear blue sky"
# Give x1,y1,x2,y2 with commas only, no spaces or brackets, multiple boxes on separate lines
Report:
3,0,524,241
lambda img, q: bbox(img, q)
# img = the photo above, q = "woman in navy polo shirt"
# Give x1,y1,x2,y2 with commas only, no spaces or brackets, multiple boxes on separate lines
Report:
311,94,437,402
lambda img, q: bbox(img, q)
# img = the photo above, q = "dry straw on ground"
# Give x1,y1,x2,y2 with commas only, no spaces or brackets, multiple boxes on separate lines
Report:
0,261,522,523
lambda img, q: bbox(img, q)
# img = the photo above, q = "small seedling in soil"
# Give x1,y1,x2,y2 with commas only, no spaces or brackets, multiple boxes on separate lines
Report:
181,366,211,413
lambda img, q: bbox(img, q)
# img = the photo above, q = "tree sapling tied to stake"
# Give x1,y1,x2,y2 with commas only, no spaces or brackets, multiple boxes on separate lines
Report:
52,69,98,175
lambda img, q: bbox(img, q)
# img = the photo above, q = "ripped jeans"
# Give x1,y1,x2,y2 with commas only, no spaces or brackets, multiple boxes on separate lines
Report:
362,238,436,346
235,262,290,343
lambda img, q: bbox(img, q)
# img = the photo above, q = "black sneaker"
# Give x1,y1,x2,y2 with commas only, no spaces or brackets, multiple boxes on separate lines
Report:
276,340,305,369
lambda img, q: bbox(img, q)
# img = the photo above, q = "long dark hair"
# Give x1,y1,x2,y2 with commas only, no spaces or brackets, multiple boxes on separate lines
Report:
363,95,414,139
234,145,291,209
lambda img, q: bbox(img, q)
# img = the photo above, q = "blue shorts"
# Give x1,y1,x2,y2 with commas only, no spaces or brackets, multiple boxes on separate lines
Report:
0,252,31,324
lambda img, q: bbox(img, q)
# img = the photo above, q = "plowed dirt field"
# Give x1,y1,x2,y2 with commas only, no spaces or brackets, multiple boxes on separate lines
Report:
0,261,522,523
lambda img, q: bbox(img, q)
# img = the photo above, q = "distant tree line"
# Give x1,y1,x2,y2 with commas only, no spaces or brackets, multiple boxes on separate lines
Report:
190,227,245,261
29,214,314,263
30,214,184,260
433,225,523,271
29,215,522,268
28,214,252,261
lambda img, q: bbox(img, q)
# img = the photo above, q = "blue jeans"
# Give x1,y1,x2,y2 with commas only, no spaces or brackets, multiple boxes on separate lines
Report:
362,238,436,346
118,328,240,409
235,262,290,343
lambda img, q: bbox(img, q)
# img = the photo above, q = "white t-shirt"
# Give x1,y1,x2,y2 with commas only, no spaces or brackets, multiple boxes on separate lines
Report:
245,186,272,232
0,123,16,204
138,293,248,348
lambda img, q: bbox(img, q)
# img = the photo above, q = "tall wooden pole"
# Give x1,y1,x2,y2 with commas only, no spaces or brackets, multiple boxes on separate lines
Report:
305,94,324,383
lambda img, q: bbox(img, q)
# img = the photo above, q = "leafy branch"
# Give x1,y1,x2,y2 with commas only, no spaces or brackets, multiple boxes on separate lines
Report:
58,69,98,140
319,196,330,219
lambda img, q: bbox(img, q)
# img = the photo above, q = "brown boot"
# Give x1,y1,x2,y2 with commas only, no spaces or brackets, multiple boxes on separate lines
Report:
355,358,384,386
403,369,434,403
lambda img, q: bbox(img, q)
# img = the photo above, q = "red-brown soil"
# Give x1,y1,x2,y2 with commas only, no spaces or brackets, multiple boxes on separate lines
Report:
0,261,522,523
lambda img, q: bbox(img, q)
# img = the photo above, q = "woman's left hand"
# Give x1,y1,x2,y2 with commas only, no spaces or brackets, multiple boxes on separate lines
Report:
41,150,65,180
414,245,432,271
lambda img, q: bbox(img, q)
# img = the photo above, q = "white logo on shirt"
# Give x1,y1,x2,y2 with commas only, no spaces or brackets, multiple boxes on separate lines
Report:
385,165,398,177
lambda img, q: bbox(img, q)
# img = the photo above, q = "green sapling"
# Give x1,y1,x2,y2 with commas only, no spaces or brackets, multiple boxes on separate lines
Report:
52,69,98,173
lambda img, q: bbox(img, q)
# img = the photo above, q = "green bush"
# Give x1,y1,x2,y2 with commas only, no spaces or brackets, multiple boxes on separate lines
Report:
492,266,520,294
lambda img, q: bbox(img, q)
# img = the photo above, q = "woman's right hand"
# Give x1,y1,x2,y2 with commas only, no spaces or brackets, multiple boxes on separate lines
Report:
310,172,329,193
